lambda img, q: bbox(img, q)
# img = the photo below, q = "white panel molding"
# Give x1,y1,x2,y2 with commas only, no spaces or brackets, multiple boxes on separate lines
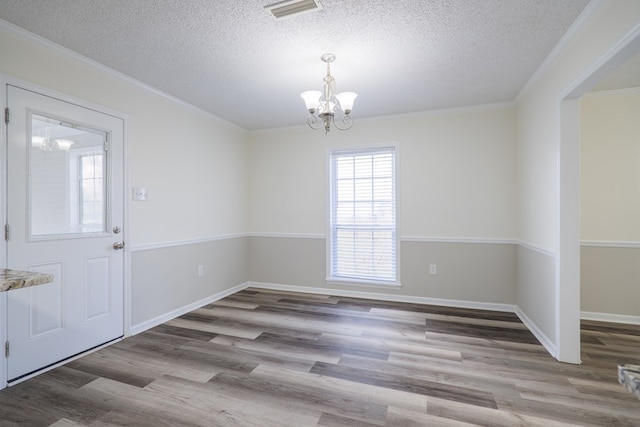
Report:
248,281,516,313
129,233,249,252
581,311,640,325
129,282,249,335
0,19,241,131
402,236,517,245
28,263,64,339
580,240,640,249
514,305,558,360
250,232,325,239
132,233,525,251
84,257,111,320
250,233,520,245
517,240,555,258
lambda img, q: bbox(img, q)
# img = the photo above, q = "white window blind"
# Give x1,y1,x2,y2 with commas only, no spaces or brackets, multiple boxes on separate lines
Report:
330,147,397,283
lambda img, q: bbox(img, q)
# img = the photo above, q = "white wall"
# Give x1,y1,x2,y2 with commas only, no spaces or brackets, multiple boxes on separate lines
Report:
250,104,517,239
581,90,640,242
516,0,640,362
249,105,518,306
580,89,640,320
0,23,250,333
0,24,249,245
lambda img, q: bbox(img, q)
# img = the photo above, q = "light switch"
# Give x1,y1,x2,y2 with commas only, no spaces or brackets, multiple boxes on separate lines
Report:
132,187,148,201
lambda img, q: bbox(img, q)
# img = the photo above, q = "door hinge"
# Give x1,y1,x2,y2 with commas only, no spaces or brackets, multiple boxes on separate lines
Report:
4,341,8,358
4,224,9,241
4,107,8,125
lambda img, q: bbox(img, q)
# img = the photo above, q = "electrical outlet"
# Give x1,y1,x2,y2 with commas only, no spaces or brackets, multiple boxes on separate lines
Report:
429,264,437,275
132,187,148,201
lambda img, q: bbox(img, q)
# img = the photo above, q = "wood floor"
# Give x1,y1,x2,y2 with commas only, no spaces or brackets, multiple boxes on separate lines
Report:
1,287,639,426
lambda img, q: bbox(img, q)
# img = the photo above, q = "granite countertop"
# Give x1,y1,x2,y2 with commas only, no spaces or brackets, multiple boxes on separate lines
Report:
0,268,54,292
619,364,640,400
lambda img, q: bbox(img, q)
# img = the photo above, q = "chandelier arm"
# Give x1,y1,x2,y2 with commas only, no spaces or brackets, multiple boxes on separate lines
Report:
307,113,323,130
332,114,354,131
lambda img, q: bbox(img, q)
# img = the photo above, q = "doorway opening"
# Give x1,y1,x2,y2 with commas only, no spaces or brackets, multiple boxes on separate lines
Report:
559,23,640,362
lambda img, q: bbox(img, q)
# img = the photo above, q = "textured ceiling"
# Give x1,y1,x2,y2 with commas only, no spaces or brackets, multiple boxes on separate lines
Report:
591,52,640,92
0,0,599,130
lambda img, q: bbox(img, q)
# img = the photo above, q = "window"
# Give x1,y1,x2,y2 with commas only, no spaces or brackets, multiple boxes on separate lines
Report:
29,112,107,238
329,146,397,284
79,153,105,232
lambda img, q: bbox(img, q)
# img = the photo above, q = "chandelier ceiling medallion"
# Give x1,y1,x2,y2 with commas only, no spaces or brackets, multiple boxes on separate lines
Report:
300,53,357,134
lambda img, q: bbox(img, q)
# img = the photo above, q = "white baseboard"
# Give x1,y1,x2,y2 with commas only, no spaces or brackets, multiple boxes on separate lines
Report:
132,281,561,365
250,282,565,359
514,306,557,358
581,311,640,325
130,282,250,335
247,281,516,313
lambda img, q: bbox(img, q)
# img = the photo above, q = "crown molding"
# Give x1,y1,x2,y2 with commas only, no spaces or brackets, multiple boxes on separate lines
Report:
0,18,244,131
516,0,606,101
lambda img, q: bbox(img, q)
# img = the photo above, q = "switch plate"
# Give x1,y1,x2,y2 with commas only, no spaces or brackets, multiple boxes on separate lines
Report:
429,264,437,275
197,265,204,277
132,187,148,201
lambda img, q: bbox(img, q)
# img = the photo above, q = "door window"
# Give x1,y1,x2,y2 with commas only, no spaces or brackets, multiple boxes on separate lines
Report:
29,112,108,238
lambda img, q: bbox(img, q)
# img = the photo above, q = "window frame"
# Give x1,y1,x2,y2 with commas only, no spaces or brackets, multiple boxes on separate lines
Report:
67,146,108,236
78,152,106,231
326,143,401,287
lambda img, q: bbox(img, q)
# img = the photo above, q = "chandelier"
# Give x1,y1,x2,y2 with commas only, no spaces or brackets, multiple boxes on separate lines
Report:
31,126,75,151
300,53,357,133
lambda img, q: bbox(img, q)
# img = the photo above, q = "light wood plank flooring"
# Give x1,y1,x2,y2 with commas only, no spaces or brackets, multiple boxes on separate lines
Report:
0,288,639,426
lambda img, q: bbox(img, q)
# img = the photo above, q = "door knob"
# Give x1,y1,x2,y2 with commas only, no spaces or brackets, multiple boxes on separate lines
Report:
113,242,125,250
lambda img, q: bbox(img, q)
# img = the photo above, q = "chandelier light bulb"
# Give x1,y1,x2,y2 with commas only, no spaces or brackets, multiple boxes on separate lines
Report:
300,90,322,112
336,92,357,114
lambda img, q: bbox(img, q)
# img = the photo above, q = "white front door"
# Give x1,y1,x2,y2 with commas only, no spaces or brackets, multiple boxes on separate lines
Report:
5,85,124,382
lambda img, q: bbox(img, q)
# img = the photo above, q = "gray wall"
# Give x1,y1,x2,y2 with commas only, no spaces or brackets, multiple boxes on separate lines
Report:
516,245,556,344
581,246,640,318
131,236,249,326
249,236,516,306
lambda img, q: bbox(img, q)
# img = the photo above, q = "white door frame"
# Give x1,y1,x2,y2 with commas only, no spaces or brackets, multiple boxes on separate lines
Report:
556,23,640,363
0,75,131,389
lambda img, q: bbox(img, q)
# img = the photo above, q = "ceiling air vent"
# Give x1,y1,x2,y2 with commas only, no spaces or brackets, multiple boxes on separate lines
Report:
264,0,323,20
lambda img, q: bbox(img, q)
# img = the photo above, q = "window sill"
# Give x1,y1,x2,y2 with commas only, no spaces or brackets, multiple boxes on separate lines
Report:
325,277,402,289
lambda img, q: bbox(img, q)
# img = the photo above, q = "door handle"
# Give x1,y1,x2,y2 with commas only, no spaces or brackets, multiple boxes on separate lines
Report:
113,242,125,250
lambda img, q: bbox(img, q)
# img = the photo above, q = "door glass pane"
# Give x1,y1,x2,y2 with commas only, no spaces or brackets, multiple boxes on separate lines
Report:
29,113,108,238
